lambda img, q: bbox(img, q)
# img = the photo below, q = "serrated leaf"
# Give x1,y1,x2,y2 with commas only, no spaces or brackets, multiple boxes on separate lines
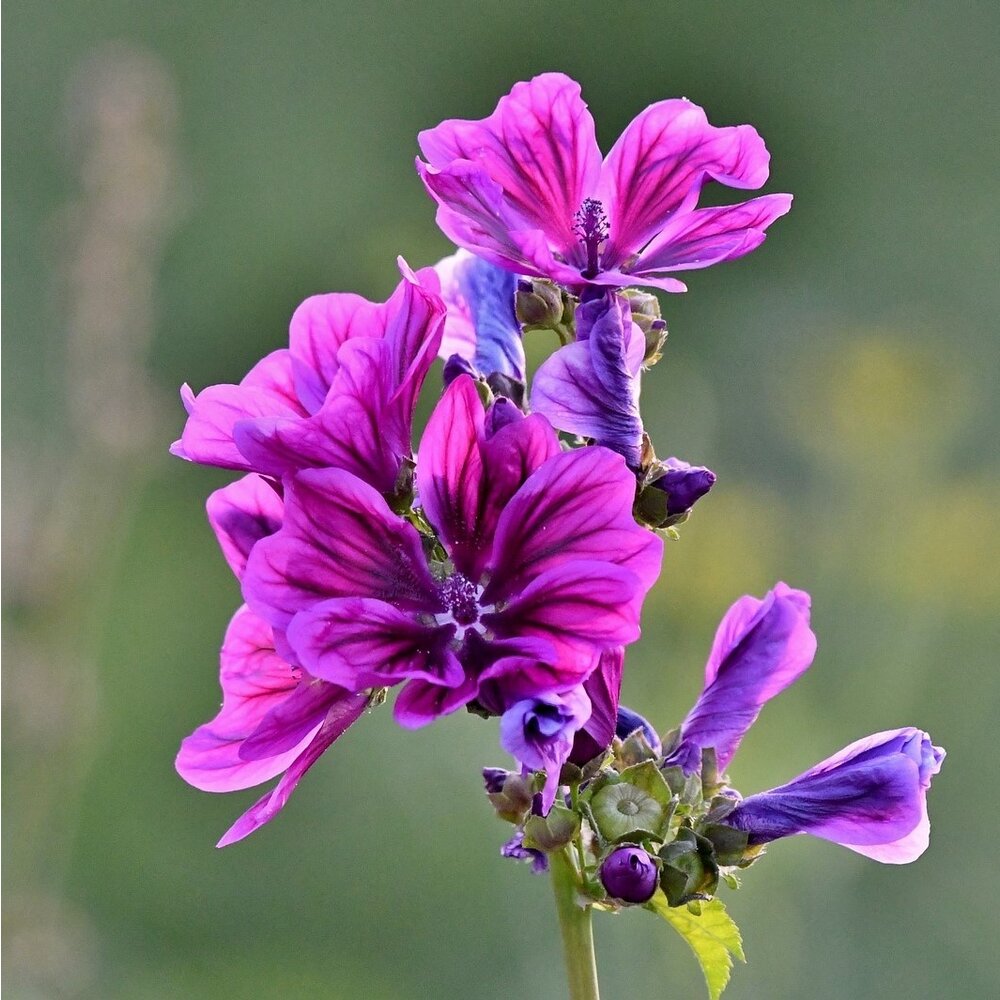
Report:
647,892,745,1000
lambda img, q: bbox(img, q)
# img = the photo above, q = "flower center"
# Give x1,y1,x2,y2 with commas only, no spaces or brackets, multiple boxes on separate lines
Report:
573,197,609,279
438,573,481,627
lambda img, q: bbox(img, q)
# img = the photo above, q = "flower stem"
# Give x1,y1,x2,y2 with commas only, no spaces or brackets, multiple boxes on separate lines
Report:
550,847,601,1000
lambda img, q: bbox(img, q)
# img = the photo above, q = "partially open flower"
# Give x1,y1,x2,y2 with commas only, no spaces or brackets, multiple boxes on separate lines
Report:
599,846,658,904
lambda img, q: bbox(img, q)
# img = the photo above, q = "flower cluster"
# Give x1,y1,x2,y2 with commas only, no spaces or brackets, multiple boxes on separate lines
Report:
174,71,943,995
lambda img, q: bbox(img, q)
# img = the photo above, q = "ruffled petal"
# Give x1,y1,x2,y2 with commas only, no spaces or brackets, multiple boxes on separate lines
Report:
598,99,772,267
215,689,369,847
206,474,284,580
175,606,314,792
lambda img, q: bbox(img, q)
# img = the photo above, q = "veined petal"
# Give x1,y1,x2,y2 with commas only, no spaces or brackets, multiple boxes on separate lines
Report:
418,72,602,253
485,447,662,604
570,648,624,764
175,606,314,792
671,583,816,772
243,468,439,631
206,474,284,580
238,674,342,761
288,292,388,414
215,689,369,847
633,193,793,275
726,728,945,864
286,597,461,690
599,99,771,267
392,673,481,729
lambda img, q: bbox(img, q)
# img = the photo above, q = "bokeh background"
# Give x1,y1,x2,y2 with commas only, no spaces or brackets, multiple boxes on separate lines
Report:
4,2,998,998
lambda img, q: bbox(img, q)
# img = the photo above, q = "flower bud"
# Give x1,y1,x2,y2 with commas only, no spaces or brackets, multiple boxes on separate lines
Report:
622,290,668,365
515,278,565,329
600,846,659,904
637,457,717,527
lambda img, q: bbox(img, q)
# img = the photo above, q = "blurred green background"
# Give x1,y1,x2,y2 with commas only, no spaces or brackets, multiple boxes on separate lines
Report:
4,2,998,997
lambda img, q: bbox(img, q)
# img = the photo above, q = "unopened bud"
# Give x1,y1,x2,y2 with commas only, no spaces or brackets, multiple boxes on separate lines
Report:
600,846,659,904
515,278,565,329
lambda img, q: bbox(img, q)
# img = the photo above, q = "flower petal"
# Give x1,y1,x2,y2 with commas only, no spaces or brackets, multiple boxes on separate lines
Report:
286,597,461,690
175,606,313,792
599,99,772,267
485,447,662,604
392,674,481,729
570,648,624,764
206,474,284,580
243,468,439,631
215,689,369,847
419,72,602,253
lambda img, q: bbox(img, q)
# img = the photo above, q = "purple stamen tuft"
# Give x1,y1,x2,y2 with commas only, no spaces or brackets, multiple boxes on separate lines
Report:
573,198,609,279
439,573,480,626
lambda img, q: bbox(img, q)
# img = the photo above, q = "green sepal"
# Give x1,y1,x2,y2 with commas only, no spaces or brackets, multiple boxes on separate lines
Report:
522,804,580,852
487,774,535,825
700,824,749,867
617,729,660,767
659,829,720,906
590,780,665,842
661,764,702,806
646,892,745,1000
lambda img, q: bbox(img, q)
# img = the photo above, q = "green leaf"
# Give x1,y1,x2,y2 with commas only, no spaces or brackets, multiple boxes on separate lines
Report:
647,892,745,1000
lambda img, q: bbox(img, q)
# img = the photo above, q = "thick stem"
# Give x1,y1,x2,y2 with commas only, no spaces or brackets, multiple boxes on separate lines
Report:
549,847,601,1000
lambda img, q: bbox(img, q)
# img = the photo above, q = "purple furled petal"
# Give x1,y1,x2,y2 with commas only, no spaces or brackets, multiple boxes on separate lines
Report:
650,458,717,518
215,689,369,847
598,99,773,268
633,193,793,277
417,376,559,581
206,474,284,580
726,728,945,864
286,597,462,691
570,648,624,764
669,583,816,773
288,292,389,414
434,250,524,382
531,293,645,467
243,468,440,632
501,831,550,874
500,685,591,813
170,351,304,470
485,447,662,605
175,606,315,792
419,73,602,256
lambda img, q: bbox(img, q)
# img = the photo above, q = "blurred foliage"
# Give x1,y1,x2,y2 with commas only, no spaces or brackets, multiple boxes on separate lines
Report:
3,1,998,998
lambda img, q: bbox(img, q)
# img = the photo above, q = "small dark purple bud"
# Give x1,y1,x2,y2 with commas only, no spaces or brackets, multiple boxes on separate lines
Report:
483,767,512,794
600,846,659,904
616,706,663,755
515,278,564,328
443,352,476,385
652,458,717,518
501,832,549,874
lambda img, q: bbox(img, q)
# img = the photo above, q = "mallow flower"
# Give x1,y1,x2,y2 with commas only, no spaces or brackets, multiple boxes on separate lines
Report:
664,582,944,863
242,375,663,742
171,259,445,496
175,475,368,846
417,73,792,292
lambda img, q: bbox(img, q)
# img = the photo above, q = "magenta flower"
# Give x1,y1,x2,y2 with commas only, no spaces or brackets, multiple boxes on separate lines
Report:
175,475,367,846
726,729,945,864
242,375,662,734
171,260,445,494
417,73,792,292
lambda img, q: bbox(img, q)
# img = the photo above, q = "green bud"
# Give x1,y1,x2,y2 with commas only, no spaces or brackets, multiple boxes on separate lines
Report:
700,823,749,867
623,289,667,366
515,278,565,329
487,773,535,824
618,729,660,768
658,829,720,907
522,804,581,852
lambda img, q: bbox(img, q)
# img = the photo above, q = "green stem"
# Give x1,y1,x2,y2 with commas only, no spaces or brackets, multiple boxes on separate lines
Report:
550,847,601,1000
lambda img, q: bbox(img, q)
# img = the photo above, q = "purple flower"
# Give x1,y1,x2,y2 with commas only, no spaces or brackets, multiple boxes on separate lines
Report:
531,290,646,467
666,582,816,773
726,729,945,863
571,648,625,764
500,685,591,812
172,260,445,494
243,374,663,731
650,458,717,518
175,476,367,846
435,249,525,386
417,73,792,292
600,846,659,903
501,831,549,874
